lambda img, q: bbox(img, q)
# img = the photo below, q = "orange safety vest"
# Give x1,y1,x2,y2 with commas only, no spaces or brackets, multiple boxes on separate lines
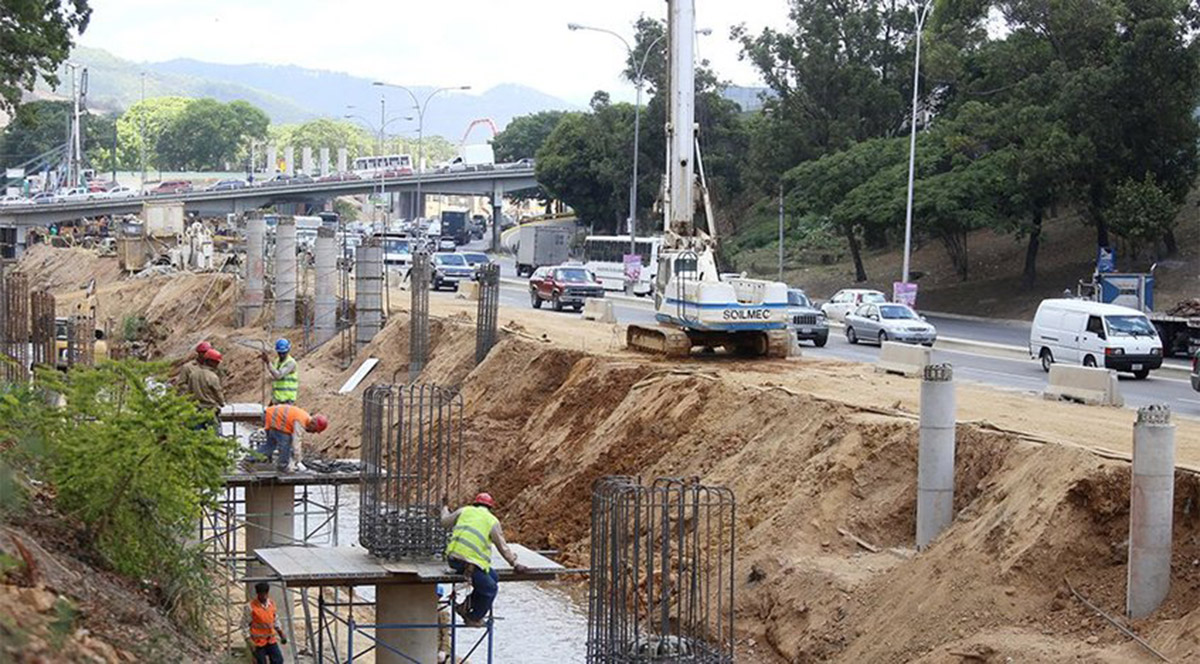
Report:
249,598,277,647
264,404,310,435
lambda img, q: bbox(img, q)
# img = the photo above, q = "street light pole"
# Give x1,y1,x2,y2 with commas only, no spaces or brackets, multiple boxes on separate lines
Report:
345,107,414,226
901,0,934,286
373,82,471,221
139,72,147,188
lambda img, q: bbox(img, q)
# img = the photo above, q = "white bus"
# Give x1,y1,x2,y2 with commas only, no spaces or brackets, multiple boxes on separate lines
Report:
582,235,662,295
352,154,414,178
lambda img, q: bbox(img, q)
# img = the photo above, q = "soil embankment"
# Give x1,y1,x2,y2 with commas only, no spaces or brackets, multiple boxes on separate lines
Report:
17,247,1200,662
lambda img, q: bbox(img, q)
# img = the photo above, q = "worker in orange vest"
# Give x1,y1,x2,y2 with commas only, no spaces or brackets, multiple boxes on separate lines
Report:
244,581,287,664
259,403,328,472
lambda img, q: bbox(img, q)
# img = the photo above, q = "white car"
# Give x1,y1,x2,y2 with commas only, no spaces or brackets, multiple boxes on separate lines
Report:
104,186,138,198
0,195,26,206
55,187,90,202
820,288,888,322
1030,299,1163,379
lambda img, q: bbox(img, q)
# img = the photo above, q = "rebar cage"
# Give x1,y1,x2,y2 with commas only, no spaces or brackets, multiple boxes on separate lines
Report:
409,251,431,380
30,290,55,369
588,476,736,664
475,262,501,365
359,383,462,560
1,270,30,384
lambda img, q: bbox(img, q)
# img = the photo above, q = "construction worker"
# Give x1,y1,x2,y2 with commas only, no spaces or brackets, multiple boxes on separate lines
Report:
441,493,530,627
259,403,327,472
260,338,298,405
244,581,287,664
177,340,213,387
186,348,225,428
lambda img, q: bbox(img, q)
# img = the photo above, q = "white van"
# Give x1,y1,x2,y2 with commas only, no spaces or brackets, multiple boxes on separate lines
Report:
1030,299,1163,379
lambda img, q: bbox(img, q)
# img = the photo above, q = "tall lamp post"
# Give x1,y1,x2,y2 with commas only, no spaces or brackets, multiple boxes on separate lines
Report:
346,103,412,222
901,0,934,287
372,82,471,221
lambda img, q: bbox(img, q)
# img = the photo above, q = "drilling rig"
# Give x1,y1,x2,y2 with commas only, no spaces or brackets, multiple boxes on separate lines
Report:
625,0,791,358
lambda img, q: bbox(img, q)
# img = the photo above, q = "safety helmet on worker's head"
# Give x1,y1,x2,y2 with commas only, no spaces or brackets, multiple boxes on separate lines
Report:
275,338,291,354
473,492,496,509
196,340,213,355
308,414,328,433
204,348,223,364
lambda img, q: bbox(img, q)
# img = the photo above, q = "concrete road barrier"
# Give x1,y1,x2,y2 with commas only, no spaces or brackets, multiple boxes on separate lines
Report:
457,281,480,301
581,297,617,324
875,341,932,377
1044,365,1124,407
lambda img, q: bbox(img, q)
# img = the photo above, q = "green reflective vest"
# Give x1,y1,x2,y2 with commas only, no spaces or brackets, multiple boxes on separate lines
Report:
272,357,298,403
445,506,499,572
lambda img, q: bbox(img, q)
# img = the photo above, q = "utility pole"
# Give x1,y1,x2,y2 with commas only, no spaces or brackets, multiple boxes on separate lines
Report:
901,0,934,286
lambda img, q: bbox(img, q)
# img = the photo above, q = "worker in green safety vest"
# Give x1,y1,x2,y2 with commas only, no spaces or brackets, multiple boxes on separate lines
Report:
260,338,298,405
441,492,529,626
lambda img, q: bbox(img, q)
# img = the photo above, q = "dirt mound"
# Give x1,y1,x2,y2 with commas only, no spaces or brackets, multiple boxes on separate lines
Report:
18,244,124,294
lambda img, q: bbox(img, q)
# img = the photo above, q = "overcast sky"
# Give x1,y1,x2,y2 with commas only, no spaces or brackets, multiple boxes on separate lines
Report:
78,0,792,105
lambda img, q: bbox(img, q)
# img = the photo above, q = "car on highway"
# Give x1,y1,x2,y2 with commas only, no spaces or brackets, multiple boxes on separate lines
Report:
460,251,492,279
787,288,829,347
436,237,457,252
149,180,192,195
845,302,937,346
104,185,138,198
1030,299,1163,379
529,264,605,312
821,288,888,322
0,195,25,206
260,174,292,187
55,187,91,202
31,192,56,205
208,179,247,191
430,252,474,291
291,173,314,184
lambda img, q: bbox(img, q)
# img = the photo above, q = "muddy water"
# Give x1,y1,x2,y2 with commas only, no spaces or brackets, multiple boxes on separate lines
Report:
324,485,588,662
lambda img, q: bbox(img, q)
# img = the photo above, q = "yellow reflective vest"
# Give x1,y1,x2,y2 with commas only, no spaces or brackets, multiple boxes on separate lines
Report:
445,506,499,572
271,357,298,403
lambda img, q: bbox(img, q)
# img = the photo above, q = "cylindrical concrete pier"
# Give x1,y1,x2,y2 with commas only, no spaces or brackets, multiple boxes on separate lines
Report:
1128,404,1175,619
274,217,297,329
375,584,440,664
313,227,337,346
355,238,384,352
917,363,956,550
244,483,295,599
284,146,295,176
242,213,265,325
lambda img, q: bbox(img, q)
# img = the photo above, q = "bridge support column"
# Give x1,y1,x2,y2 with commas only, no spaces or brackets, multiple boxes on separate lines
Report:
274,217,297,328
302,147,314,176
375,584,439,664
313,227,337,346
337,147,348,174
284,146,295,177
490,183,504,253
355,238,384,353
241,213,265,325
266,146,278,175
244,483,295,599
319,147,330,177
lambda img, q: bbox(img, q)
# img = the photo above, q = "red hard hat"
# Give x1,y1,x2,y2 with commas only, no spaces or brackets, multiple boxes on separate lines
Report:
196,341,213,355
204,348,222,364
473,492,496,509
310,414,329,433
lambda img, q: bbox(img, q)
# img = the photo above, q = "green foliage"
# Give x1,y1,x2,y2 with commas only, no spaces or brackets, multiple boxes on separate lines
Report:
0,382,53,514
0,100,116,172
156,98,267,171
493,111,565,162
47,597,79,650
536,107,635,232
333,198,359,222
269,118,373,162
1106,174,1178,256
115,96,191,171
0,1,91,112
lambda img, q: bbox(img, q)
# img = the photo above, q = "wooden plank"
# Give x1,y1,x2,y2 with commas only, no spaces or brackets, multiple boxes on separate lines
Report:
338,357,379,394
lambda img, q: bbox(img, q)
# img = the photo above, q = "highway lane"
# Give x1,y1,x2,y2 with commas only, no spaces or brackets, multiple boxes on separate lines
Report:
432,273,1198,418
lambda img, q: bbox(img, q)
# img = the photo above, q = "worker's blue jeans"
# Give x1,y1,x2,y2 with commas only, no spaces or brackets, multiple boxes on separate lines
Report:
257,429,293,469
252,643,283,664
449,558,498,622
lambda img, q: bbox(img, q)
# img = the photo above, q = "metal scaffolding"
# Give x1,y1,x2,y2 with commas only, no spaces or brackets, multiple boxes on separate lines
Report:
359,383,462,560
475,263,501,365
2,270,30,384
588,476,736,664
409,252,431,381
30,290,56,369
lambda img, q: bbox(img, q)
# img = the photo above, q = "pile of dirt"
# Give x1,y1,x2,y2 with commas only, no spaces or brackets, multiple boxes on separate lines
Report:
17,244,124,294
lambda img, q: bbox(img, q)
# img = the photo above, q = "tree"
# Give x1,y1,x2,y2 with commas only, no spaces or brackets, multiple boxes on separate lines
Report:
492,111,566,162
115,96,191,171
0,100,118,176
1105,174,1178,259
0,0,91,111
536,106,637,232
154,98,271,171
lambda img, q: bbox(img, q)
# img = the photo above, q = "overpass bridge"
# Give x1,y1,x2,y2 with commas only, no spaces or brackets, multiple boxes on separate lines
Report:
0,167,538,252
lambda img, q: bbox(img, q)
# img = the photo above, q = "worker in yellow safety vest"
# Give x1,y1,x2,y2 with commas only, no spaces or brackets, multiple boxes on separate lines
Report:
260,338,298,404
441,493,529,626
244,581,287,664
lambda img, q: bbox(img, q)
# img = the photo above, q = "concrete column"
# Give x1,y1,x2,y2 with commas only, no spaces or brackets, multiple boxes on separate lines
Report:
375,584,439,664
274,217,297,329
266,146,278,175
243,214,265,325
491,184,504,252
917,363,956,550
355,238,383,352
337,147,348,173
244,484,295,598
284,146,295,177
313,227,337,346
319,147,331,177
301,147,314,176
1128,404,1176,619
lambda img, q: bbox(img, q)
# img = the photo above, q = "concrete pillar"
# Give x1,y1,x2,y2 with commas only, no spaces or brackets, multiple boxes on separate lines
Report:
319,147,331,177
302,147,314,176
917,363,956,550
313,227,337,346
244,484,295,598
284,146,295,177
491,184,504,252
243,214,265,325
266,146,278,175
274,217,297,329
375,584,439,664
337,147,348,173
1128,404,1176,619
355,238,383,352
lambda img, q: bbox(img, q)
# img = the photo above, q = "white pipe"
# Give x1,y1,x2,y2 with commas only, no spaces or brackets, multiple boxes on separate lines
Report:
1127,404,1175,619
917,363,955,549
667,0,696,233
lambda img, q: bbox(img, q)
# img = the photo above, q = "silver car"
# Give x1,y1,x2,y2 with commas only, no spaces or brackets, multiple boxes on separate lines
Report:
845,303,937,346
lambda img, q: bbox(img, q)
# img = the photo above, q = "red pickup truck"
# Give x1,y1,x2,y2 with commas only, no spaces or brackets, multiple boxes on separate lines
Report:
529,265,605,312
